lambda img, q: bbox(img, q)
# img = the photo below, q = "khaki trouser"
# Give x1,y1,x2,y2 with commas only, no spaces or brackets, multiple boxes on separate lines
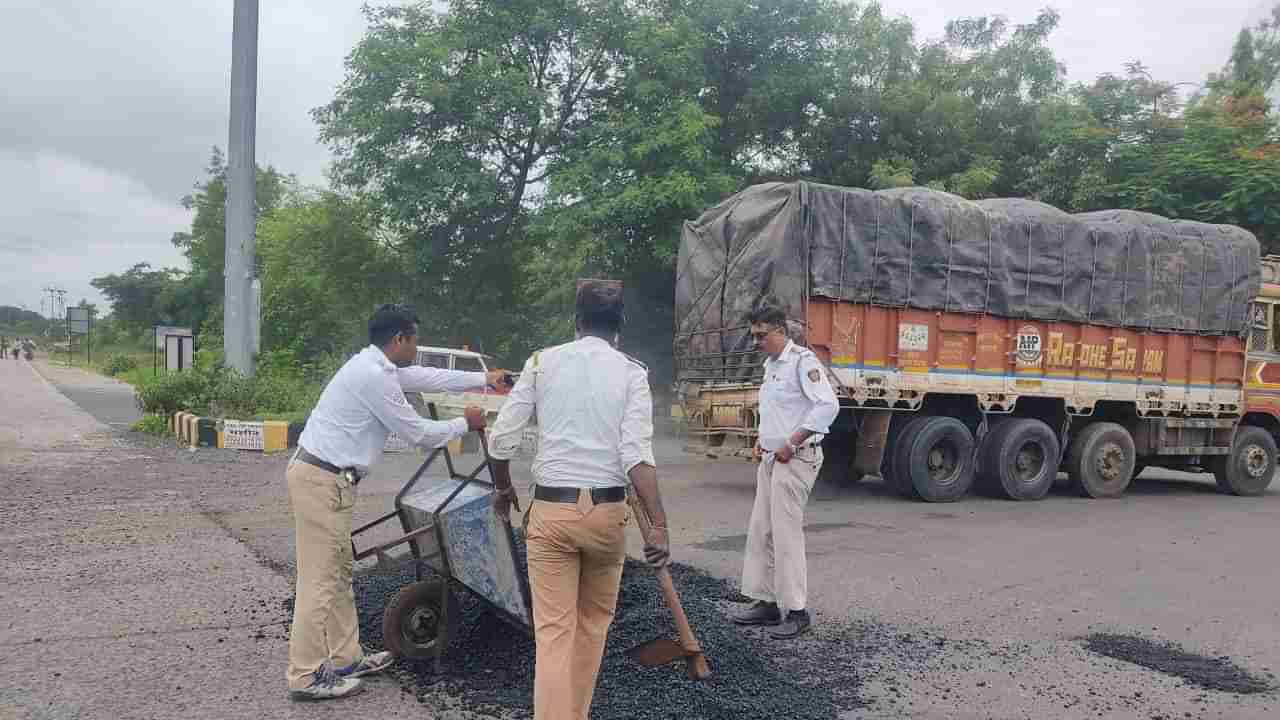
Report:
286,459,362,690
741,446,823,614
526,491,630,720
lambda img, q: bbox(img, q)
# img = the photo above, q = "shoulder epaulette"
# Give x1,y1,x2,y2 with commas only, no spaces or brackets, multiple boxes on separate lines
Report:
621,351,648,371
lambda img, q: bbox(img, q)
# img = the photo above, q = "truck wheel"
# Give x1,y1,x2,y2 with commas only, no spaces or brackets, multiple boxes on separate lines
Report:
979,418,1059,501
383,579,459,660
884,415,926,497
1213,426,1277,496
1066,422,1135,498
893,416,975,502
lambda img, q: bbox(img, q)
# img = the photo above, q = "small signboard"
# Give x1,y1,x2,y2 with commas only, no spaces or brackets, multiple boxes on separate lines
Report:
221,420,266,450
385,433,412,453
67,307,90,335
165,334,194,371
153,326,192,350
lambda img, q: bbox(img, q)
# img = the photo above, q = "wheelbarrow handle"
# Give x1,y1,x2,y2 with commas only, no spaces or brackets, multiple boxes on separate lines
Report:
478,430,522,514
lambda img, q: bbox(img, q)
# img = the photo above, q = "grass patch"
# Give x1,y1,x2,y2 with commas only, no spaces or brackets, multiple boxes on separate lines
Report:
117,365,161,387
131,414,172,436
57,346,157,385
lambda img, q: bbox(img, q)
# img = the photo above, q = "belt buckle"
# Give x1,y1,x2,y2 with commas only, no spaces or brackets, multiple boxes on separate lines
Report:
341,468,360,486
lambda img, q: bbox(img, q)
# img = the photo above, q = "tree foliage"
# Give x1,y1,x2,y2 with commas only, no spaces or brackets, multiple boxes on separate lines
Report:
169,148,289,334
89,262,191,335
90,1,1280,395
257,191,397,360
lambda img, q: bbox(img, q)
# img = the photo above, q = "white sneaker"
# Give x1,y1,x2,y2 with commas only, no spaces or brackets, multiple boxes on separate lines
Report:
289,665,364,701
336,650,394,679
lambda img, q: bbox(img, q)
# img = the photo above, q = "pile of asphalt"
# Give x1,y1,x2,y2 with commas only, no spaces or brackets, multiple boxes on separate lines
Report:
1082,633,1273,695
353,548,894,719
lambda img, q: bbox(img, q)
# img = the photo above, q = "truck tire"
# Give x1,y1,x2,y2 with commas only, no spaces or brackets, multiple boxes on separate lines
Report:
978,418,1059,501
383,579,459,660
882,415,924,497
1212,426,1277,496
1066,422,1135,498
892,415,975,502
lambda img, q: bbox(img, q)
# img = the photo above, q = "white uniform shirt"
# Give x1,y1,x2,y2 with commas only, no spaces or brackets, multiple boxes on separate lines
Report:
488,336,656,489
298,345,479,472
758,340,840,452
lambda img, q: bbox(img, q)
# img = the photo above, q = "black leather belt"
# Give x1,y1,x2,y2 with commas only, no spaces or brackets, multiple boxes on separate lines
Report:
534,485,626,504
297,448,363,484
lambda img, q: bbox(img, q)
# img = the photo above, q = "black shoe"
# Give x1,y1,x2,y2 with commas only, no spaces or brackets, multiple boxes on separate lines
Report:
732,600,781,626
768,610,811,639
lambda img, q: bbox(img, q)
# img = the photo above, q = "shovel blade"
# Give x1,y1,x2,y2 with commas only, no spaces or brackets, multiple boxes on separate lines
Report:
626,637,688,667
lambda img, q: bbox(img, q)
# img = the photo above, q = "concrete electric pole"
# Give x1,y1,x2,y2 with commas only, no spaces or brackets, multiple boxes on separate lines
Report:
224,0,260,376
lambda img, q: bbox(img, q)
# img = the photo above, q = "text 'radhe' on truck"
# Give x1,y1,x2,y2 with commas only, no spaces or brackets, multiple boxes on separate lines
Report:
675,182,1279,502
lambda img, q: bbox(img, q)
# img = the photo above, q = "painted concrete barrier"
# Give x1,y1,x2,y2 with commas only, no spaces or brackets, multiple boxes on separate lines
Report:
169,412,300,452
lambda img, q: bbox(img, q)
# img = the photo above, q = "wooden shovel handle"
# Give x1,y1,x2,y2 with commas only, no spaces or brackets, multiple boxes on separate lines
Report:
627,492,702,655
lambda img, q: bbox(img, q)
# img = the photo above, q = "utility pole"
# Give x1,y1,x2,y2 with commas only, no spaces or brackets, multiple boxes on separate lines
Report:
224,0,259,376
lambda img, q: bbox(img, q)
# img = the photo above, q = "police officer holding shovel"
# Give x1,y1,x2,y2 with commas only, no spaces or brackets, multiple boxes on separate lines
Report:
488,280,672,720
286,304,509,701
732,300,839,639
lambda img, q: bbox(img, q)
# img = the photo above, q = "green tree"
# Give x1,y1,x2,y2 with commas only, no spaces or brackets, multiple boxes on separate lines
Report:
257,191,397,361
803,7,1065,197
315,0,639,357
90,263,190,334
169,147,289,334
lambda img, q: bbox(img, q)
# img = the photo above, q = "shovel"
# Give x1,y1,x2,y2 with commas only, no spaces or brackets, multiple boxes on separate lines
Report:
625,491,713,681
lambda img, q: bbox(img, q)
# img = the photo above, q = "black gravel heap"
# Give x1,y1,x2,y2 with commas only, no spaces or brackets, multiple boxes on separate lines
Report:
353,548,877,719
1082,633,1273,695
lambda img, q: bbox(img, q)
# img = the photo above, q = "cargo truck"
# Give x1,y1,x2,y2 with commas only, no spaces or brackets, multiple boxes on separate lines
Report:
674,182,1276,501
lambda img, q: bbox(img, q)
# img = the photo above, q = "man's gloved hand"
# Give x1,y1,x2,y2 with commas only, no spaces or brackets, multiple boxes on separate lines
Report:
492,486,520,520
644,526,670,568
464,405,486,431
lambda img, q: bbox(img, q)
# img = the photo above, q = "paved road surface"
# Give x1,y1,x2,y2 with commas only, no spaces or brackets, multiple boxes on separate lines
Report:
1,358,435,720
6,356,1280,719
30,359,141,429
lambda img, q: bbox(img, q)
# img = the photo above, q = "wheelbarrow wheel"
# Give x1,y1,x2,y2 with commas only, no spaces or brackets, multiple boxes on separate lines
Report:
383,579,460,661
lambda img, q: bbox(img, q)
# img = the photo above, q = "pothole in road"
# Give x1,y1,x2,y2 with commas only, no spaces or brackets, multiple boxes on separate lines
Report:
1082,632,1274,694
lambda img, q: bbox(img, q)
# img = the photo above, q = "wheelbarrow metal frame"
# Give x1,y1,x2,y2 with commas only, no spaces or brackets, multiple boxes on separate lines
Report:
350,403,534,671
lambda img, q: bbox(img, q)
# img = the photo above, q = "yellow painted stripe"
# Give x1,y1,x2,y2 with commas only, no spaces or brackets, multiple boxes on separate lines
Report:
263,421,289,452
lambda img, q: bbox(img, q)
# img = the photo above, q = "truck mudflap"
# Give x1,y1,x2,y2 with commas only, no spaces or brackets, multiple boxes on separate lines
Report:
853,410,892,477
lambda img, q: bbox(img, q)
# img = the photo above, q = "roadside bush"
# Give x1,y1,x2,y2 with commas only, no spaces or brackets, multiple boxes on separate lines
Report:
206,369,258,418
131,349,332,420
251,371,318,415
134,370,211,415
102,353,139,376
130,414,171,436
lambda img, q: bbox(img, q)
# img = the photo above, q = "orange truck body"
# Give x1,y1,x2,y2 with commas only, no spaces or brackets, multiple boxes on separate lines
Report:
679,259,1280,488
804,297,1247,418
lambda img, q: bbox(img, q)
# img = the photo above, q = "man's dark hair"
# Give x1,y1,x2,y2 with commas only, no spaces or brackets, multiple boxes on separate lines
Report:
369,304,420,347
576,280,624,336
747,300,787,328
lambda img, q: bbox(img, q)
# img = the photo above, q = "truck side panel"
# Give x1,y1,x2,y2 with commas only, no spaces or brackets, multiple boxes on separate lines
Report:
805,298,1245,417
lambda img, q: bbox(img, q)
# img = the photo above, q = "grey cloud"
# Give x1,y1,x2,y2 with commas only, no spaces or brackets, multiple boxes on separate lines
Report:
0,0,1266,314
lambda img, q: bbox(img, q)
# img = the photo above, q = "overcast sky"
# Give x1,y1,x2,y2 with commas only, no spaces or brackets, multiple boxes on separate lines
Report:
0,0,1273,315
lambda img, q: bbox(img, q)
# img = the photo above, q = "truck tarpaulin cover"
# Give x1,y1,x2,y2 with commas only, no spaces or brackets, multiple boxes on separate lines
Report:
675,182,1260,369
